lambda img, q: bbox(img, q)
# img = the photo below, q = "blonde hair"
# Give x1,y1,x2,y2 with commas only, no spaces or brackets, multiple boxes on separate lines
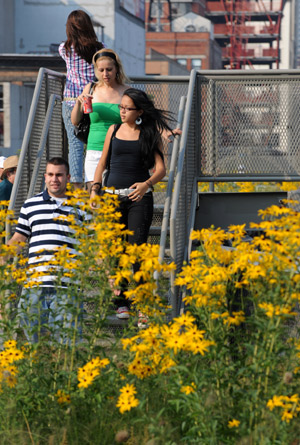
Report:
92,49,130,85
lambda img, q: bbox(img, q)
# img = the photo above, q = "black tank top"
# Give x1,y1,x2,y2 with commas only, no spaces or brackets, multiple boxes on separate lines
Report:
106,137,150,189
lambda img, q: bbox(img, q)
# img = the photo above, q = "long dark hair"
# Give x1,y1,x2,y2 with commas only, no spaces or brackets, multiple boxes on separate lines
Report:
64,10,103,64
123,88,175,169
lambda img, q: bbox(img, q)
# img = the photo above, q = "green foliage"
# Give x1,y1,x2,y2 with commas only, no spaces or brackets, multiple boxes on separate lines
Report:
1,194,300,443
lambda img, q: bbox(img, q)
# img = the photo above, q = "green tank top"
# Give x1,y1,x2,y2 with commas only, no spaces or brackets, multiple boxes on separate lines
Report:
87,103,121,151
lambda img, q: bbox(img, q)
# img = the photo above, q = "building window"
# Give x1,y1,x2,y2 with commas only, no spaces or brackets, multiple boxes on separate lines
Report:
191,59,202,69
0,85,3,147
171,3,192,18
177,58,187,67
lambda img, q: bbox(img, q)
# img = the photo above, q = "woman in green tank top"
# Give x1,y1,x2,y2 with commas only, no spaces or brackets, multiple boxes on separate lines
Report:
71,48,129,190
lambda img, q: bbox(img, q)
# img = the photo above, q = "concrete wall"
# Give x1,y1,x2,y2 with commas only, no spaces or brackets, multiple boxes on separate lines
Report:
280,0,293,69
1,82,34,155
115,11,145,76
0,0,15,53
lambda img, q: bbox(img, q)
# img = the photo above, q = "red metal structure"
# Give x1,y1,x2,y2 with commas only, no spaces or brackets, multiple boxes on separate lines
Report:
206,0,286,69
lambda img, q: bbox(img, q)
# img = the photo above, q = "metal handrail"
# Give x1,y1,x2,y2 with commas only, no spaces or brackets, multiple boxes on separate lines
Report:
9,68,65,209
5,68,65,242
169,69,197,317
158,95,186,263
178,177,199,312
27,94,62,199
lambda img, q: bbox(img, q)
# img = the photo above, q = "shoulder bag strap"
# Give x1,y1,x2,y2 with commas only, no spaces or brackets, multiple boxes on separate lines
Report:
89,80,96,95
106,123,121,170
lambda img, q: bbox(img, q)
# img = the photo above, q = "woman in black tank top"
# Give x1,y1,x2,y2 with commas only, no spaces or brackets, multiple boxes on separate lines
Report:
91,88,176,320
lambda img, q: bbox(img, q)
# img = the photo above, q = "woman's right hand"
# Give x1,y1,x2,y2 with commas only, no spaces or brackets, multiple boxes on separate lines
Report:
90,189,99,209
76,92,93,105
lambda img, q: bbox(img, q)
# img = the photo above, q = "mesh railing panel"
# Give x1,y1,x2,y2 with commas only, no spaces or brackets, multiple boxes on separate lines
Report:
197,74,300,178
12,71,66,224
28,75,66,196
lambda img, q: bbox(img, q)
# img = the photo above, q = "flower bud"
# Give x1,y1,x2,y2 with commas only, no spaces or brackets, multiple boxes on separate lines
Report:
283,371,293,384
115,430,130,443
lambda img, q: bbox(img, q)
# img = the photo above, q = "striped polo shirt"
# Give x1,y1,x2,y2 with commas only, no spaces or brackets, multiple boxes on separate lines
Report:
15,189,86,287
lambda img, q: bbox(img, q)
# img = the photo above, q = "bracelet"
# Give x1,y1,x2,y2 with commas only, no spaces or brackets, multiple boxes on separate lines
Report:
90,182,102,194
145,180,154,190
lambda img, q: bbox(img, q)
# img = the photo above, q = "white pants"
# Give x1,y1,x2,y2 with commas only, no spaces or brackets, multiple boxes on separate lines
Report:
84,150,103,182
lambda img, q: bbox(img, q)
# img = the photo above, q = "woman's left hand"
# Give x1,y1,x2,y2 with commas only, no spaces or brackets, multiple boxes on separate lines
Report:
129,182,149,201
161,128,182,143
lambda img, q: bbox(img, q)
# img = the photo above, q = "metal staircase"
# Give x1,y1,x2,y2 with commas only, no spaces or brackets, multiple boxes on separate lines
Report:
7,67,189,320
9,67,300,321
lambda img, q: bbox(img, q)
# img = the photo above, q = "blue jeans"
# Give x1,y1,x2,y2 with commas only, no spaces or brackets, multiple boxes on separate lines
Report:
18,287,82,344
62,101,84,183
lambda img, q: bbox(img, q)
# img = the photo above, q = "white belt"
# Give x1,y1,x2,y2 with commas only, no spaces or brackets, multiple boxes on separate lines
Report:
104,188,151,197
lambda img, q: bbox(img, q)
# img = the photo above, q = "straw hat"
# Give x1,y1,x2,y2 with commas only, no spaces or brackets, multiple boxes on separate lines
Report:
1,155,19,180
0,156,7,169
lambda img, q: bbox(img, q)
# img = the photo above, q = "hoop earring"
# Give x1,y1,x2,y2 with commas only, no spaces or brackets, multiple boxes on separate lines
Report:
135,116,142,125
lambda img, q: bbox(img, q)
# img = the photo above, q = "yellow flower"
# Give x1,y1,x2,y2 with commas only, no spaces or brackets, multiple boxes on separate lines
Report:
181,383,196,395
267,395,285,410
223,311,246,327
281,410,293,423
164,335,186,354
55,389,71,404
78,374,95,389
77,356,109,388
228,419,240,428
116,384,139,414
116,394,139,414
128,359,153,379
189,339,215,355
173,312,196,329
3,340,17,349
5,374,17,388
120,383,137,397
159,357,176,374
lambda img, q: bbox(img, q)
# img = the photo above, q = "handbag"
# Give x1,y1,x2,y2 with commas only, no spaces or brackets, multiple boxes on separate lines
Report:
102,124,120,186
74,113,90,144
73,80,96,144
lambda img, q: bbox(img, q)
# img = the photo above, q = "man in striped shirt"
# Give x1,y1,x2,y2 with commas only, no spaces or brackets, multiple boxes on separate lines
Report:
8,157,85,343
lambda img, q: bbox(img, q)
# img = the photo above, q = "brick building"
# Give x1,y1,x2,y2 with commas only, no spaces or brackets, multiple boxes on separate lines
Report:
145,1,222,73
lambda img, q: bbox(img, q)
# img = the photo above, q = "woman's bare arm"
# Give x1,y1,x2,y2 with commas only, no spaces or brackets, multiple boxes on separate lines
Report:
90,125,115,206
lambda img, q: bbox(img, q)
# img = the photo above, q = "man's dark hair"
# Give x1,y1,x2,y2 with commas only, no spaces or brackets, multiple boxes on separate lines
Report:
47,157,70,175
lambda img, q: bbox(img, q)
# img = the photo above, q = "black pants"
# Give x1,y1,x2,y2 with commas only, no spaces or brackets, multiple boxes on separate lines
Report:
115,192,153,308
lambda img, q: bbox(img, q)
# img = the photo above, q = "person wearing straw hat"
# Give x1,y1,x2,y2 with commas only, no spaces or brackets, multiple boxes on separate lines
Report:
0,156,7,181
0,155,18,201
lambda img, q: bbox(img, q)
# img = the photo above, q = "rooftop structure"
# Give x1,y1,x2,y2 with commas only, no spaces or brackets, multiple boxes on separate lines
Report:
205,0,286,69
